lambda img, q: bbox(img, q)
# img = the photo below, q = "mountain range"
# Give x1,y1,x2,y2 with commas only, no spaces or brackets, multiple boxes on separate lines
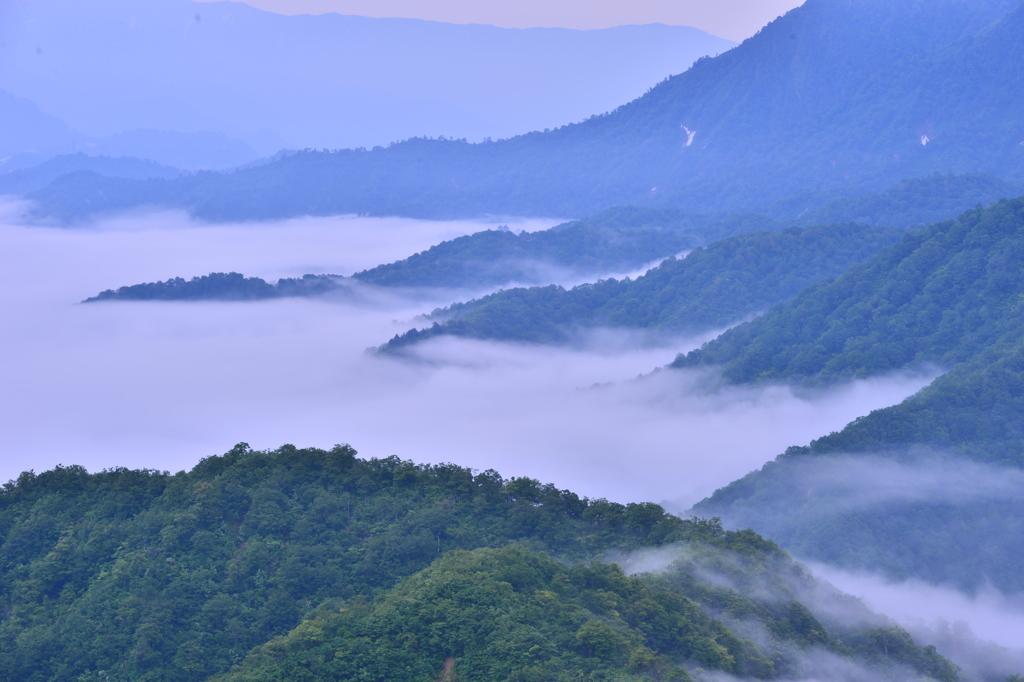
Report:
0,0,733,158
16,0,1024,222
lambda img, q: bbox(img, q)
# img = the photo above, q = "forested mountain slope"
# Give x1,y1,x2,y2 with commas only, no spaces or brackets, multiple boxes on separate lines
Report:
673,199,1024,399
0,445,959,682
380,223,905,349
674,199,1024,590
351,207,742,290
22,0,1024,222
215,546,957,682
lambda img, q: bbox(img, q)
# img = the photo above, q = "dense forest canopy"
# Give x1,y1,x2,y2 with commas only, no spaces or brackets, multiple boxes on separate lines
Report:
676,199,1024,591
214,546,958,682
0,445,960,682
673,199,1024,418
782,173,1022,228
82,208,779,302
379,223,905,350
6,1,1024,679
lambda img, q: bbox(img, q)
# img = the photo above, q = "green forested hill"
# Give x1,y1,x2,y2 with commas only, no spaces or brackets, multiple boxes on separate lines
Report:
380,223,905,350
674,199,1024,388
215,546,956,682
22,0,1024,222
674,198,1024,590
0,445,957,682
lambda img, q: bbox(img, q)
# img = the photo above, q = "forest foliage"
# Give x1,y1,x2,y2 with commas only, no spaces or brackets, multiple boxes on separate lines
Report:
82,209,781,301
673,198,1024,463
379,223,905,350
680,199,1024,592
215,546,956,682
783,173,1021,228
0,445,957,682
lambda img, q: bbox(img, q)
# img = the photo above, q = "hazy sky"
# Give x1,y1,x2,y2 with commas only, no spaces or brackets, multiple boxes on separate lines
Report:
203,0,805,42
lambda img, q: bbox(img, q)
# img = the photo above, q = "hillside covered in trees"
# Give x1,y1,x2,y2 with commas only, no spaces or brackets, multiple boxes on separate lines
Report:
0,445,961,682
673,199,1024,591
379,223,905,350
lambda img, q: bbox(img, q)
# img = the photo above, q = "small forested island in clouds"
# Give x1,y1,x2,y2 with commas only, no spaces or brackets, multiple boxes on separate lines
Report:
84,272,347,302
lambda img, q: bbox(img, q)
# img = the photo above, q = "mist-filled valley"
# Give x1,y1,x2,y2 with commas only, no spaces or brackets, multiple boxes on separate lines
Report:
3,200,1023,680
4,0,1024,679
0,205,932,507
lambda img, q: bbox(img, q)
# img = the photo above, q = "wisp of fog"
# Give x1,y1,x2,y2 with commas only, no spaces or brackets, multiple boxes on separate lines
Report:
0,201,932,511
607,543,1024,680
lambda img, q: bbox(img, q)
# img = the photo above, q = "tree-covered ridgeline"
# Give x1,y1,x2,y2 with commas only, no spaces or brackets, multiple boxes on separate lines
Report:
379,222,905,350
673,198,1024,462
675,199,1024,591
81,209,782,302
214,546,957,682
0,444,958,682
84,272,346,302
671,198,1024,385
350,206,764,290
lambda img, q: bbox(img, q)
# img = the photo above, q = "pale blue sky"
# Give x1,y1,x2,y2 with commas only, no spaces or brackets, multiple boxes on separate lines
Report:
200,0,804,41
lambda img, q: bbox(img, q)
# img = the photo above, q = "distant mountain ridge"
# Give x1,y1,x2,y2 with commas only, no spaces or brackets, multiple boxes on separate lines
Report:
0,0,734,151
19,0,1024,222
0,154,183,196
0,86,263,172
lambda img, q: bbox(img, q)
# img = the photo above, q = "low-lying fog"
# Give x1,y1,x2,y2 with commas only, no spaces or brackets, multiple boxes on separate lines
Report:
0,202,934,509
811,564,1024,679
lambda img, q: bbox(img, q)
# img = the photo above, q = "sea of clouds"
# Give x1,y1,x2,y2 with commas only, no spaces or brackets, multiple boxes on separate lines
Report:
0,202,934,507
3,199,1022,678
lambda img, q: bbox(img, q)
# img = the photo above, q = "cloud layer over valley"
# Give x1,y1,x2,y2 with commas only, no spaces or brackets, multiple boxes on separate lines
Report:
0,204,933,509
